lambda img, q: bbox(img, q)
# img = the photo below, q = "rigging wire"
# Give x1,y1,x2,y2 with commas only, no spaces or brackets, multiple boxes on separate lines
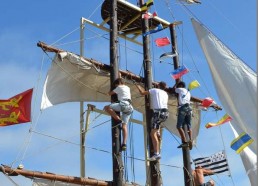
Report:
128,117,136,182
163,0,214,98
1,172,19,186
216,112,236,186
10,54,47,168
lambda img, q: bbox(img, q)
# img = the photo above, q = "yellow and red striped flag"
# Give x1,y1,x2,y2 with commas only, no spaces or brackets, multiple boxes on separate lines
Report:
0,88,33,127
205,113,232,129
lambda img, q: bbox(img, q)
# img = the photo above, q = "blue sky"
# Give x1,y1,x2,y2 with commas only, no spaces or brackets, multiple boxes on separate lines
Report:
0,0,256,186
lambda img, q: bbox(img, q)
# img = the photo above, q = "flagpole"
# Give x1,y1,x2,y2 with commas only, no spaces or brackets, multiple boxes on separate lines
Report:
169,22,193,186
80,17,86,178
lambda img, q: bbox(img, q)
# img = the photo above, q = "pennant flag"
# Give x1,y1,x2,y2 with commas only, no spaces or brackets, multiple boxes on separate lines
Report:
231,132,254,154
155,37,170,47
142,11,158,19
187,0,201,4
188,80,200,90
180,0,201,4
140,0,154,11
193,151,230,176
205,113,232,128
143,24,164,37
0,89,33,127
159,52,177,62
170,65,189,79
201,97,214,107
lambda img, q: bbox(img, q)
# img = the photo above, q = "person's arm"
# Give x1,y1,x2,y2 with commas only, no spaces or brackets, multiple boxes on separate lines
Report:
135,84,149,95
202,169,214,175
108,90,116,96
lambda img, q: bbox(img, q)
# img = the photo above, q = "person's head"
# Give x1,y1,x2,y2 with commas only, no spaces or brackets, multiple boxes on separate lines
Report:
113,78,124,87
177,81,186,88
158,81,167,90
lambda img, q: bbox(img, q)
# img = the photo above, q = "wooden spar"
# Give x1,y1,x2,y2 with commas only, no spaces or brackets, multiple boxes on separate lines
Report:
37,41,222,111
0,165,111,186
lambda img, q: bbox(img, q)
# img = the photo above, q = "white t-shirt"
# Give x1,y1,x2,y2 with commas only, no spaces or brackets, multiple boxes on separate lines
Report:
175,88,191,106
149,88,168,109
113,85,131,101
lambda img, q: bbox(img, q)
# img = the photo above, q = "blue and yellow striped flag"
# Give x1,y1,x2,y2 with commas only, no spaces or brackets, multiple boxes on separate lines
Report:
230,132,254,154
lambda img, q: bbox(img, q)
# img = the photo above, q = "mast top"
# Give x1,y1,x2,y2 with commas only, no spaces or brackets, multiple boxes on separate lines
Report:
101,0,170,35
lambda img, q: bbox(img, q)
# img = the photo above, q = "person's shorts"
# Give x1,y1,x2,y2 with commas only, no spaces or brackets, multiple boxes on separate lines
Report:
109,100,133,124
176,104,192,129
152,109,169,130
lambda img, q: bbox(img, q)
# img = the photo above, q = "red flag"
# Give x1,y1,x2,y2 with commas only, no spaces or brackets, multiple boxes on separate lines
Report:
142,11,158,19
201,97,214,107
0,89,33,127
155,37,171,47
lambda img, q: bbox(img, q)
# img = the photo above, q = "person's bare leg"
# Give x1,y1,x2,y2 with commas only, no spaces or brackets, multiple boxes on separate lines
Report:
104,105,121,121
188,129,192,141
122,123,127,145
151,129,159,154
177,127,187,142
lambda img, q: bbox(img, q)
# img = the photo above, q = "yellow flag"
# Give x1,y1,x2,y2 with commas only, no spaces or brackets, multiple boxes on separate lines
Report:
188,80,200,90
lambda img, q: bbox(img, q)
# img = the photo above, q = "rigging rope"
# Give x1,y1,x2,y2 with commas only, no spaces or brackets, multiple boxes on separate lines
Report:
11,54,47,169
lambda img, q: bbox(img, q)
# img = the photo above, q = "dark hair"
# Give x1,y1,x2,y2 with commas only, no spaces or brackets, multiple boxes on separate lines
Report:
113,78,124,86
177,81,186,88
159,81,167,90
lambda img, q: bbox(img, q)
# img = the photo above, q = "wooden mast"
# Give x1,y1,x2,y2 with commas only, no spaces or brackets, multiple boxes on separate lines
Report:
109,0,123,185
169,23,193,186
139,0,162,185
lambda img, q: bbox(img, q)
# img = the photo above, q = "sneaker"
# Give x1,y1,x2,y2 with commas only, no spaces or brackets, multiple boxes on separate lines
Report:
177,142,189,148
188,140,193,150
121,144,127,151
148,154,161,161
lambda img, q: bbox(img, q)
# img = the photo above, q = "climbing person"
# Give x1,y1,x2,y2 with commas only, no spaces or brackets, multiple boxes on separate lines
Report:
173,81,193,150
135,81,169,161
192,166,215,186
104,78,133,151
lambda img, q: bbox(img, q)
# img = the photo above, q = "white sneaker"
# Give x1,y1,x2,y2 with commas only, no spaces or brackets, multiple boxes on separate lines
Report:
148,154,161,161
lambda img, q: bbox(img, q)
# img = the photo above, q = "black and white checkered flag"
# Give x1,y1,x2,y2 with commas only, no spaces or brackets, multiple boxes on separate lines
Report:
193,151,230,176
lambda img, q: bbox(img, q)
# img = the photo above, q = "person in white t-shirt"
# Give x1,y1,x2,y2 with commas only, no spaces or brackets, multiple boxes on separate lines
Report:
104,78,133,151
135,81,169,161
174,81,193,150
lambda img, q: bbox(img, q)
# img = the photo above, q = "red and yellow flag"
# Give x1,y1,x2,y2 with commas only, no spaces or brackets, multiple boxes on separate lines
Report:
0,88,33,127
205,113,232,129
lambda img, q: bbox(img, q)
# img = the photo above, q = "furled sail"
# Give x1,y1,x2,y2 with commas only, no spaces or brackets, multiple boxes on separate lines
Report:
230,123,257,186
41,52,201,141
192,18,257,154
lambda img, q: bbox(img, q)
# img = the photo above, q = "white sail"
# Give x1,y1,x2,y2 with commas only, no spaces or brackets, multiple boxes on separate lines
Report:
41,52,201,141
191,19,257,154
230,123,257,186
